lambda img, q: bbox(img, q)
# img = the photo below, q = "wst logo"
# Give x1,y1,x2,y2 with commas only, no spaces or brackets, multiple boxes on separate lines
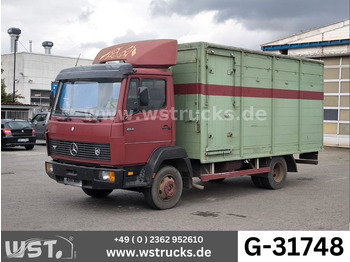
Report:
4,235,75,259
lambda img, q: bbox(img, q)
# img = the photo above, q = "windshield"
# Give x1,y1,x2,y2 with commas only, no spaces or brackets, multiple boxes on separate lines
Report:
53,81,121,118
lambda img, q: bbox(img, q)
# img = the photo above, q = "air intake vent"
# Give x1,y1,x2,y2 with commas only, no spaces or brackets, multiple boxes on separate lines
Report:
49,139,111,162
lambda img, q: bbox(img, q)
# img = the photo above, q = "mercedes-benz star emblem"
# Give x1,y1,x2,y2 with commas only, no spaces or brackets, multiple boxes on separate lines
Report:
95,148,101,156
69,143,78,156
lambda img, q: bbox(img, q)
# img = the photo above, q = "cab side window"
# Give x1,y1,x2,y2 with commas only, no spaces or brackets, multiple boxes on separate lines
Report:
126,78,166,114
141,79,166,111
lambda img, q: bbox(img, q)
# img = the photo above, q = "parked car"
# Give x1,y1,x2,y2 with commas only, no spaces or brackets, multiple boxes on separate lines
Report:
1,119,36,150
31,112,50,140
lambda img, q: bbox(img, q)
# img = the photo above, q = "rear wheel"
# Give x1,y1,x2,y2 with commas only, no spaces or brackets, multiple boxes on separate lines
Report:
82,188,113,198
251,175,264,188
143,165,183,210
251,157,287,189
261,157,287,189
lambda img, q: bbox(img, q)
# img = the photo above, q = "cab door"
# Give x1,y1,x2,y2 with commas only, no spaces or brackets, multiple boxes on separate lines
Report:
123,76,173,165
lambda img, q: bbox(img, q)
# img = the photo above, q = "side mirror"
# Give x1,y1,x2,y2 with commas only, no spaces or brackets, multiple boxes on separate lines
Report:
138,86,149,107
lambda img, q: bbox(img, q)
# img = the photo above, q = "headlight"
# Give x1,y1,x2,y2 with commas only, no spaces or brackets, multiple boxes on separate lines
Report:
99,171,115,182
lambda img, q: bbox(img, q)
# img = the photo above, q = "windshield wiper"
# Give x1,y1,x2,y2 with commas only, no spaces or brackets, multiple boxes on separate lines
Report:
74,110,102,122
56,111,71,121
62,111,71,120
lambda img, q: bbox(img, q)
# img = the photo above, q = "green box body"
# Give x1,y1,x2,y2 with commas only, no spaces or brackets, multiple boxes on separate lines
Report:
172,42,324,163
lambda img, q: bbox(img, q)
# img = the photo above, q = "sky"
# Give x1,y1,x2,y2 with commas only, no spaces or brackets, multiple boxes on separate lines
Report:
1,0,349,60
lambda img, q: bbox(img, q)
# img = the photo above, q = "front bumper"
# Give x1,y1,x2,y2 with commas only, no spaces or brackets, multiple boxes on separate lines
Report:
45,161,124,190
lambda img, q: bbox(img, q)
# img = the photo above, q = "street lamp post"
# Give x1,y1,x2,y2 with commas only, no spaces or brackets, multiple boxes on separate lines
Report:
7,27,21,103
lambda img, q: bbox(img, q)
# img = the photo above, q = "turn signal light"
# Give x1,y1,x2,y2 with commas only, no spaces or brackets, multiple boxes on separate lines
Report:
46,162,53,173
109,172,115,182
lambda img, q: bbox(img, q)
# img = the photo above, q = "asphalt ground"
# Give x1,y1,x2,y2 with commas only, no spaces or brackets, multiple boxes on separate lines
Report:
1,144,349,231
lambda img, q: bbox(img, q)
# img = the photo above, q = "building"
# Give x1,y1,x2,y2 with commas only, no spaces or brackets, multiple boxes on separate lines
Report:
1,103,38,120
2,52,92,109
261,19,350,147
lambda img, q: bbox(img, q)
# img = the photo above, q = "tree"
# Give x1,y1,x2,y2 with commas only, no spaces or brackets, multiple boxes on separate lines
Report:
1,68,24,104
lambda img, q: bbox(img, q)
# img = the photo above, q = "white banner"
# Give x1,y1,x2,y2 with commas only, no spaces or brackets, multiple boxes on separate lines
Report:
239,231,350,262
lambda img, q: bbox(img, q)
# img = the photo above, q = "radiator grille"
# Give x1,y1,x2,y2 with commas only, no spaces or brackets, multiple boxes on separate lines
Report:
49,139,111,162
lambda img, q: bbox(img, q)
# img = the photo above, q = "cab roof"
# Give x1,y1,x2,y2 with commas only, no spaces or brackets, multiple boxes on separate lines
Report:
55,63,134,81
93,39,177,68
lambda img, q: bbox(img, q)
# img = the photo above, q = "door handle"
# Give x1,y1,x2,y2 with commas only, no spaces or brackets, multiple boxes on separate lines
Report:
162,125,171,130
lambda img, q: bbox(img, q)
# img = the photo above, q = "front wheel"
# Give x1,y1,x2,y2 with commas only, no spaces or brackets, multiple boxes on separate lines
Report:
82,188,113,198
143,166,183,210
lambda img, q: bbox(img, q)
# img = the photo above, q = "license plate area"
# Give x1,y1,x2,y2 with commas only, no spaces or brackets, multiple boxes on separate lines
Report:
64,177,82,187
18,138,29,142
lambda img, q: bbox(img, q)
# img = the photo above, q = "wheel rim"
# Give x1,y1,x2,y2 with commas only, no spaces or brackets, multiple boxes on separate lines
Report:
159,175,177,200
272,162,284,183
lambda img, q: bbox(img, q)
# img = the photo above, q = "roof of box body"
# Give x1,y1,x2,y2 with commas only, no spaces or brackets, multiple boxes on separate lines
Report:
261,19,350,51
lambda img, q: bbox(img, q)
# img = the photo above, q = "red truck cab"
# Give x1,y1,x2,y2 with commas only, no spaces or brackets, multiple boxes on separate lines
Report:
45,40,193,209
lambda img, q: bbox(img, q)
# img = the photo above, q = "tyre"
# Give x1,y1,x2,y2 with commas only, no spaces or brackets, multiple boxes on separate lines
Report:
82,188,113,198
25,144,35,150
143,165,183,210
251,175,265,188
261,157,287,189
